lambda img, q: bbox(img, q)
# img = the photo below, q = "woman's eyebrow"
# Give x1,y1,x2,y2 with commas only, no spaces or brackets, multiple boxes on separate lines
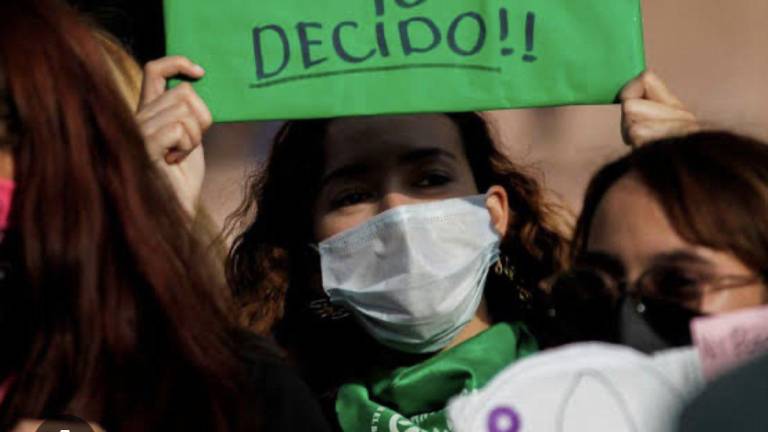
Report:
320,162,370,188
321,148,457,187
576,250,626,270
398,148,457,164
650,249,712,266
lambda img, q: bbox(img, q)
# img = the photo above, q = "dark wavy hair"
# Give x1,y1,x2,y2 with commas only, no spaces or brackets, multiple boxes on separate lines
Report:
227,113,569,394
0,1,269,430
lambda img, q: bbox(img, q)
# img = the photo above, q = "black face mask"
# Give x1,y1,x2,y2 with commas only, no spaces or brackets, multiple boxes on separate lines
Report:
617,296,703,354
543,268,623,345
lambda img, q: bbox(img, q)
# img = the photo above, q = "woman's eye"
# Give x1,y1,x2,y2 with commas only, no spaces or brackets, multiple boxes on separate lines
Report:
415,172,452,188
331,190,372,208
646,268,704,300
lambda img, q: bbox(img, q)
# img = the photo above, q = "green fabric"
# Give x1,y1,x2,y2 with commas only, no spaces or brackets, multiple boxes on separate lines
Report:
163,0,646,122
336,322,537,432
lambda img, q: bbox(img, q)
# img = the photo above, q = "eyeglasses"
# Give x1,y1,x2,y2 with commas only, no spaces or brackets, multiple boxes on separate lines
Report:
544,263,762,348
627,265,761,308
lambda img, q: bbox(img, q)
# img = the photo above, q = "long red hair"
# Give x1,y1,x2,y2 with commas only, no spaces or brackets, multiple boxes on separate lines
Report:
0,0,259,430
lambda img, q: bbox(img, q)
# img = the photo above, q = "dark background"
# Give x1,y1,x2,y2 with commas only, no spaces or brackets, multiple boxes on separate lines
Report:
69,0,164,63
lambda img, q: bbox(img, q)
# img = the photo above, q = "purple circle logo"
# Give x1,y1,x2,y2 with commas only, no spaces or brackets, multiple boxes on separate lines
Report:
488,406,521,432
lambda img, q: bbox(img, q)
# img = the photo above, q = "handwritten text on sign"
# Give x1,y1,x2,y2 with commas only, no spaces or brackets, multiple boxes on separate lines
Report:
164,0,646,121
251,0,537,88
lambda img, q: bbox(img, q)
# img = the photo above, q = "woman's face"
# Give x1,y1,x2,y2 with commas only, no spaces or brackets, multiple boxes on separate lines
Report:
313,114,508,241
586,174,765,314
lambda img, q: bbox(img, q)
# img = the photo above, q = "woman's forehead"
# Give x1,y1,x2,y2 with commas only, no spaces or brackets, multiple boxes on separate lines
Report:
324,114,463,160
586,174,754,276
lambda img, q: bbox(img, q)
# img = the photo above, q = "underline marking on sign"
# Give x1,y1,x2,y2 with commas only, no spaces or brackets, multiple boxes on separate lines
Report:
249,63,502,89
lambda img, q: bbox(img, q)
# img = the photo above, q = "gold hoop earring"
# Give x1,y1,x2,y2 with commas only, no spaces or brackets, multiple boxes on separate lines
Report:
308,298,351,320
494,256,516,282
495,256,534,304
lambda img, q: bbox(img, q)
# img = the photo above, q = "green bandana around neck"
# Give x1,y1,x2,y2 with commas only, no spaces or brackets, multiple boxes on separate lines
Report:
336,322,537,432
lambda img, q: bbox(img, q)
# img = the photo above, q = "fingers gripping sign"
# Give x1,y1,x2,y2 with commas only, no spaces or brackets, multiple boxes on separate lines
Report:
137,56,212,217
620,71,700,148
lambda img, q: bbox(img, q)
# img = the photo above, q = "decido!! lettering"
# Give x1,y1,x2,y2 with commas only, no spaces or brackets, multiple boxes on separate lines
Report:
251,0,537,88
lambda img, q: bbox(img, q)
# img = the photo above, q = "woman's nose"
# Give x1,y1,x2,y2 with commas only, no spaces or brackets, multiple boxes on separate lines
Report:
378,191,422,214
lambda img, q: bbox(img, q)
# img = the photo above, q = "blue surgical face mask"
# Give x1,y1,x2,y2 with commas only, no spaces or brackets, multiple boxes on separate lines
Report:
318,194,501,353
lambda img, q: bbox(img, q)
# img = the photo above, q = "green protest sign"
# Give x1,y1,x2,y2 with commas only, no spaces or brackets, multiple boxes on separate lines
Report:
164,0,645,122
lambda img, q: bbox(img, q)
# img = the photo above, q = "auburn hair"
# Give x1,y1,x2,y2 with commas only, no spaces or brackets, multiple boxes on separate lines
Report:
574,131,768,279
0,0,264,430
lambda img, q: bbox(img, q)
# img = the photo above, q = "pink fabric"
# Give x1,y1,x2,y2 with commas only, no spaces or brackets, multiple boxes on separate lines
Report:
0,178,14,231
692,304,768,380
